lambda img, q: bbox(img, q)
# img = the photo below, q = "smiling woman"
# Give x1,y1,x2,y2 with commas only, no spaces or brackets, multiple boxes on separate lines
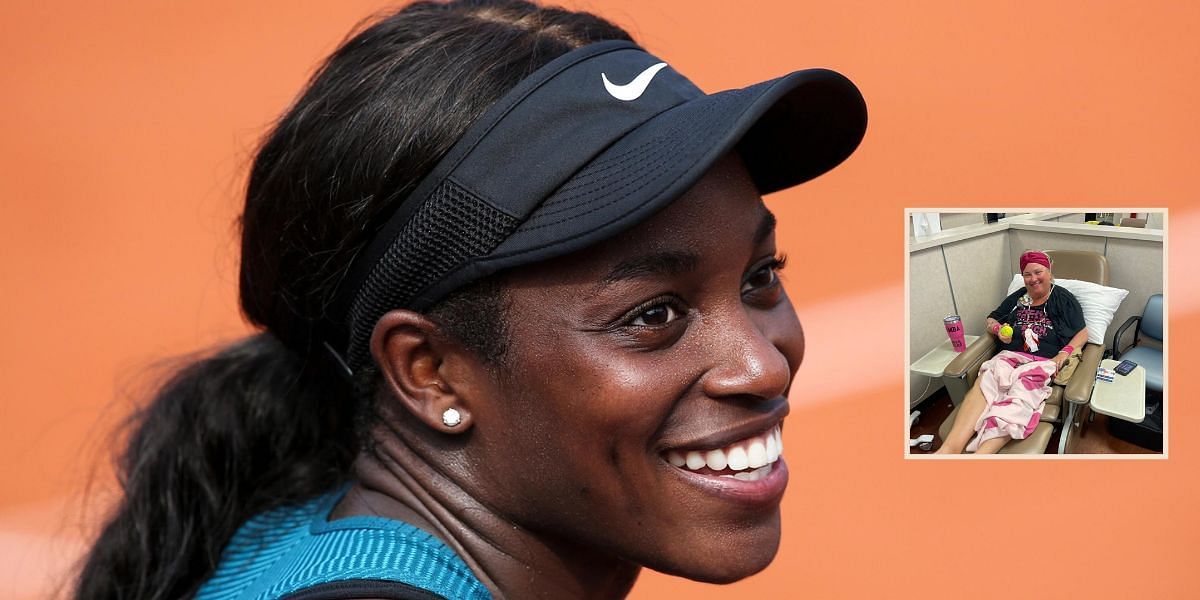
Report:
429,156,802,583
935,250,1089,454
73,1,865,599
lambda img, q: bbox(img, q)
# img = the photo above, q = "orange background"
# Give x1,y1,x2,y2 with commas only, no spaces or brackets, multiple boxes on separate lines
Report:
2,1,1197,598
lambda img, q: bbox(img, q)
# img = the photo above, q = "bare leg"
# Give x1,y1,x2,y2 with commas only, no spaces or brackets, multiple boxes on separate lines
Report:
973,435,1011,454
934,377,989,454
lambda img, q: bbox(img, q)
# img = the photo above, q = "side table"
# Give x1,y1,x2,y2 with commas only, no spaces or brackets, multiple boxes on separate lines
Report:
1090,358,1146,423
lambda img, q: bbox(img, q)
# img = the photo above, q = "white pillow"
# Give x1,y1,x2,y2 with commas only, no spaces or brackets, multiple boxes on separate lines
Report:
1005,275,1128,345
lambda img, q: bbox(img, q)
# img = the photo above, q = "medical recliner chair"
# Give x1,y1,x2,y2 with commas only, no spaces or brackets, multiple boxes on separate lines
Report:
1112,294,1164,393
937,250,1109,454
1108,293,1164,450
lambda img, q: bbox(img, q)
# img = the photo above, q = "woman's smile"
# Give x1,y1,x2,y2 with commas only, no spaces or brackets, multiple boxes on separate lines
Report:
1024,265,1049,297
664,421,789,504
666,422,785,475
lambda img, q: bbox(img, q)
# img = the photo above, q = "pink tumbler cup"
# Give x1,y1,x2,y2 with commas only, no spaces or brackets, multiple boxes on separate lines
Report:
944,315,966,352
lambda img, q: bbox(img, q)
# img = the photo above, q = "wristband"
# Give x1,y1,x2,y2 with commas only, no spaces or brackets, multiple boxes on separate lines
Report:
1060,345,1074,355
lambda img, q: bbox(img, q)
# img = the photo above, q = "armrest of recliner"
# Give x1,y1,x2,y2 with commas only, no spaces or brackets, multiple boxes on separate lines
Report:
944,335,996,378
1110,314,1141,360
941,336,997,405
1064,343,1105,405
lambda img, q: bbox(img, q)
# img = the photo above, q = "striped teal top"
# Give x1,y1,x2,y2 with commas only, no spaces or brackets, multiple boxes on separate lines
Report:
194,488,491,600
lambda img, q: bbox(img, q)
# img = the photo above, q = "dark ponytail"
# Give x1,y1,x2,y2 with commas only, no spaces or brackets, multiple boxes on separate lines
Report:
76,335,355,600
75,2,633,599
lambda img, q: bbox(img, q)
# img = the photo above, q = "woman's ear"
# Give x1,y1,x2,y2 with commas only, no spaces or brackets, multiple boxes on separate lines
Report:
370,309,474,433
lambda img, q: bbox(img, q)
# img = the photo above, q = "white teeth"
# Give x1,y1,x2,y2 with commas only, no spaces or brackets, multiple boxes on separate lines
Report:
720,464,773,481
666,424,784,474
747,439,768,468
704,448,728,471
765,430,779,462
725,446,749,470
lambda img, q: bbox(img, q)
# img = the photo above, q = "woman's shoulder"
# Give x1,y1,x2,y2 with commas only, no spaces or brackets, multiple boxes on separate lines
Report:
195,489,490,600
1054,283,1078,298
1051,284,1082,306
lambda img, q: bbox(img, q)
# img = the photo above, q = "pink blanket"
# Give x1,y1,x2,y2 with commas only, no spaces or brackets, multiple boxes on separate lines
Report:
965,350,1056,452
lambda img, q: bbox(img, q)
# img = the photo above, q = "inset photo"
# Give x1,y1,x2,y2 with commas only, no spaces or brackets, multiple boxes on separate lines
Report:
905,211,1166,457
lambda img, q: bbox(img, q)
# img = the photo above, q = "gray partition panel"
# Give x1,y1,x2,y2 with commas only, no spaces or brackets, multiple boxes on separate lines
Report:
909,248,956,406
939,212,985,230
1009,229,1105,273
1105,238,1165,347
942,231,1009,336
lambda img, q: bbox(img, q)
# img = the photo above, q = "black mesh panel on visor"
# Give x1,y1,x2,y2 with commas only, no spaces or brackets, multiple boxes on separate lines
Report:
344,179,518,370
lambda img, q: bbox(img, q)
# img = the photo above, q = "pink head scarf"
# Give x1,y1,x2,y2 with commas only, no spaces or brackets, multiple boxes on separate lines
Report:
1020,250,1051,272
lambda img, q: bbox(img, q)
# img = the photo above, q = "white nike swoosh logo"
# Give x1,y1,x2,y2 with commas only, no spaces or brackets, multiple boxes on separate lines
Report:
601,62,668,101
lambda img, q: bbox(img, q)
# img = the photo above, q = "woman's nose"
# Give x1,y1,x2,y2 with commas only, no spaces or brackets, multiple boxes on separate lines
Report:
699,310,796,402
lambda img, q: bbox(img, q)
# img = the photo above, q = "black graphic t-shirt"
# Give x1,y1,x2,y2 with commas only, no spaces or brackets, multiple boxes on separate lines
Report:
988,285,1086,359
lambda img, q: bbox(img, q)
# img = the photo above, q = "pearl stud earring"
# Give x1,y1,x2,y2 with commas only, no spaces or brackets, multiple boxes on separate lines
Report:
442,407,462,428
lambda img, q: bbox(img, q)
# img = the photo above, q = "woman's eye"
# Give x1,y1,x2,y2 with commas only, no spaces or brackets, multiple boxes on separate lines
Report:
630,303,681,326
741,266,777,292
741,256,786,294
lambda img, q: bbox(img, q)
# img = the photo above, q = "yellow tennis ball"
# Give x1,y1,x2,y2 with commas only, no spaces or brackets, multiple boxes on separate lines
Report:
999,324,1013,337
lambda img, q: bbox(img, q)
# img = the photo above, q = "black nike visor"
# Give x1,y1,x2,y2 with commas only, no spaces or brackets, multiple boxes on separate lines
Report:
327,40,867,375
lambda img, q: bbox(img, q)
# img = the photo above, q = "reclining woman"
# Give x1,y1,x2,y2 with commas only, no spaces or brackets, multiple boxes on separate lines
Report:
74,1,867,598
935,251,1089,454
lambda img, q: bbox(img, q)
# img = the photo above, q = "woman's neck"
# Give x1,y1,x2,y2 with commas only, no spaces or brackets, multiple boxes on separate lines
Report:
333,430,640,600
1029,283,1052,305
